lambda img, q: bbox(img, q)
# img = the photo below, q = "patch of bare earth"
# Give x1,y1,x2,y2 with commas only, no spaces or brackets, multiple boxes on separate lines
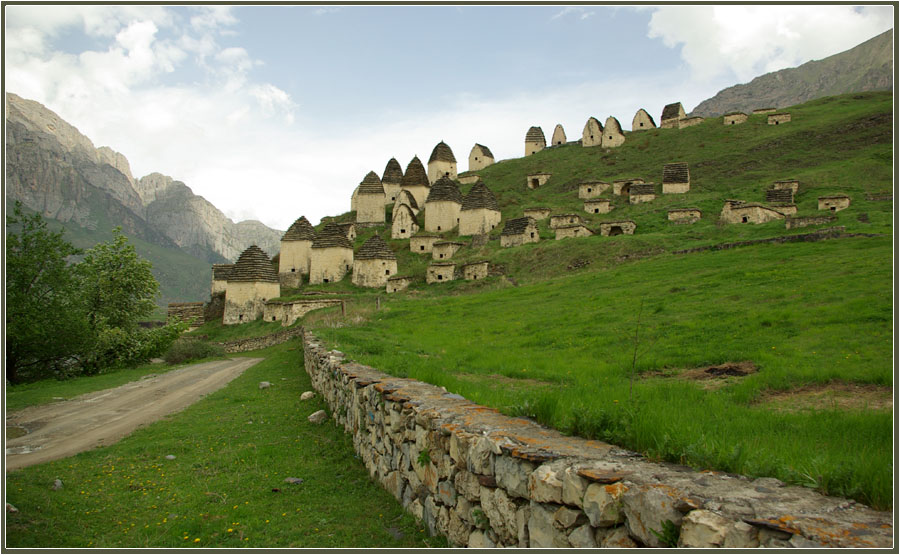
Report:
644,361,758,390
757,383,892,413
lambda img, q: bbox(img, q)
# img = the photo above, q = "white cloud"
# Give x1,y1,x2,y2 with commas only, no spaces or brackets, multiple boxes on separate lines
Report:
648,5,894,82
551,7,594,21
313,7,342,16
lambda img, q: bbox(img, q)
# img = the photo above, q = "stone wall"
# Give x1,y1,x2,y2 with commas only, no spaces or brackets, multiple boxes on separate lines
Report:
522,208,550,221
784,215,837,230
818,196,851,212
410,235,440,254
723,113,747,125
220,325,304,353
424,200,461,233
353,258,397,288
223,281,281,325
279,239,312,289
459,208,501,237
526,173,551,190
301,331,892,548
309,247,354,284
426,263,456,284
167,302,205,329
357,192,386,225
432,242,464,261
555,225,593,240
668,209,702,224
578,181,610,199
768,113,791,125
462,261,489,281
386,276,412,293
584,199,612,214
428,160,457,185
263,298,343,326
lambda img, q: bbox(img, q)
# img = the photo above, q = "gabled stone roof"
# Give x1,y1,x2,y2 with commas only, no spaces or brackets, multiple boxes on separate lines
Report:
584,117,603,131
382,158,404,184
358,171,385,194
661,102,684,120
605,116,623,133
502,216,536,236
394,202,417,221
356,234,396,260
525,126,546,142
629,183,656,195
313,226,353,249
228,245,278,283
428,141,456,164
461,181,500,211
473,143,494,158
635,108,657,126
397,189,419,211
662,162,690,184
282,216,316,241
212,264,234,280
765,189,793,203
425,176,463,204
401,156,430,189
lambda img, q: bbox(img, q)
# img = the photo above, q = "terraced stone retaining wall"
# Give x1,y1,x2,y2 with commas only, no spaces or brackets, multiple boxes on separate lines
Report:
301,330,891,548
220,326,304,353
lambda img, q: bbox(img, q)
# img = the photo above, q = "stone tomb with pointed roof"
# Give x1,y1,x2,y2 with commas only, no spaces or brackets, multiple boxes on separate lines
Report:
427,141,458,184
224,245,281,325
400,156,431,208
501,216,539,248
612,177,645,196
525,126,546,156
551,124,567,146
632,108,657,131
394,189,419,216
211,263,234,295
459,181,501,236
601,117,625,148
321,222,356,242
463,260,490,281
582,117,603,147
278,216,316,288
391,203,419,240
410,233,441,254
579,179,610,199
660,102,685,128
468,143,494,172
662,162,690,194
352,235,397,288
426,262,456,284
381,158,404,204
584,198,612,215
309,228,354,284
522,207,551,221
356,171,386,225
424,176,463,233
723,112,748,125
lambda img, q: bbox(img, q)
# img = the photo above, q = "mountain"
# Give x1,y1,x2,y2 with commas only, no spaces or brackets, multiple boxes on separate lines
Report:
690,30,892,117
5,92,284,306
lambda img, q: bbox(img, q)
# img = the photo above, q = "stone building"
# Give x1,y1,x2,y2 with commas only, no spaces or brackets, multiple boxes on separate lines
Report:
391,203,419,240
660,102,685,128
818,195,851,212
223,245,280,325
352,234,397,288
432,241,464,261
753,107,777,114
500,217,539,247
785,214,837,230
459,181,501,236
263,298,343,326
525,126,546,156
579,179,610,199
584,198,612,214
381,158,404,204
555,224,593,240
322,222,356,242
598,220,637,236
386,275,411,293
582,117,603,147
768,113,791,125
424,176,463,233
458,174,480,185
720,200,790,224
522,207,551,221
426,262,456,284
167,302,205,329
526,172,552,189
550,213,584,229
613,178,645,196
632,108,656,131
278,215,316,288
462,261,490,281
629,183,656,204
772,179,800,195
678,116,704,128
400,155,431,208
662,162,690,194
427,141,457,184
350,187,358,212
668,208,702,224
211,263,233,295
551,124,567,146
394,189,419,215
356,171,386,225
309,228,354,284
765,188,794,204
723,112,748,125
468,143,494,172
601,116,625,148
410,234,440,254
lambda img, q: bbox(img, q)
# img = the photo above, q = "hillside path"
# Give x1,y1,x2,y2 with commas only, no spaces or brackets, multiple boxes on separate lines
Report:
5,357,262,471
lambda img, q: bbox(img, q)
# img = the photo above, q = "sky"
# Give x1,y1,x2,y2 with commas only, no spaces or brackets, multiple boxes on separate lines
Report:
4,4,894,230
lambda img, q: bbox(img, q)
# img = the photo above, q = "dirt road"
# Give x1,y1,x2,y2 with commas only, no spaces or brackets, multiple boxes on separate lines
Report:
5,357,262,471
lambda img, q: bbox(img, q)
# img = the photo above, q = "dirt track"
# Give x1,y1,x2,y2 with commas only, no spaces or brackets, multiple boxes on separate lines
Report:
5,357,261,472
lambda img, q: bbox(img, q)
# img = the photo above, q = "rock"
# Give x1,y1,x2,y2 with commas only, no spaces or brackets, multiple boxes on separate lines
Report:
553,505,585,530
165,455,176,460
495,455,535,499
790,535,825,548
622,484,684,547
599,525,638,548
678,509,732,547
480,486,518,544
562,466,589,507
284,477,304,485
51,479,63,490
307,410,327,424
467,529,495,548
515,504,531,547
723,521,760,548
454,470,481,502
409,498,424,521
300,391,315,401
467,436,497,475
259,381,272,389
582,482,626,527
528,462,566,504
6,503,18,513
448,508,472,546
568,523,597,548
527,502,570,548
437,479,456,506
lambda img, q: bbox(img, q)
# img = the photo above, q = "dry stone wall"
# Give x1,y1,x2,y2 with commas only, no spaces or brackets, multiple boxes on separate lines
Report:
220,326,304,353
301,331,892,548
167,302,205,328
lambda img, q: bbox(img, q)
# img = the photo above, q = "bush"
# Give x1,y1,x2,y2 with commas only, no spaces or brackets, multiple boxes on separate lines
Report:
163,338,225,365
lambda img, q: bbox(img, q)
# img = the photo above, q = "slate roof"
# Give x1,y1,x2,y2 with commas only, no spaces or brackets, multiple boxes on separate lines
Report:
525,126,546,143
428,141,457,164
629,183,656,195
313,226,354,249
382,158,404,184
212,264,234,280
322,222,355,238
661,102,684,120
358,171,385,194
668,208,702,213
662,162,690,184
765,189,793,203
396,189,419,211
502,216,536,236
228,245,278,283
472,143,494,158
723,111,747,117
281,216,316,241
401,156,430,189
425,176,463,204
356,234,396,260
461,181,500,211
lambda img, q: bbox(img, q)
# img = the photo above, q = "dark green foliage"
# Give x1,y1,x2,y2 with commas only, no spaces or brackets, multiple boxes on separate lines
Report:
650,519,680,547
163,337,226,365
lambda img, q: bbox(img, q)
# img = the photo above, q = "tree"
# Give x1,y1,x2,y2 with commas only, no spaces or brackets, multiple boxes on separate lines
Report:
5,202,90,383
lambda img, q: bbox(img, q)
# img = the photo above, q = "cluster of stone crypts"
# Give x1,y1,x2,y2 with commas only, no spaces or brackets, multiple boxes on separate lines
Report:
223,245,280,325
302,334,892,548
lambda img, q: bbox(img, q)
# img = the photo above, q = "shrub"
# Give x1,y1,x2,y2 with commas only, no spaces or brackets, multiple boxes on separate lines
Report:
163,338,224,365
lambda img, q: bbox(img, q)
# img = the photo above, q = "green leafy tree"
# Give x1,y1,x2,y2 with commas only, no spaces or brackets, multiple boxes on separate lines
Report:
5,202,90,383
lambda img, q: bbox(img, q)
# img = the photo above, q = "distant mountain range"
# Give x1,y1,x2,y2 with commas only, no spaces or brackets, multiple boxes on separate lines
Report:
5,92,283,306
691,30,892,117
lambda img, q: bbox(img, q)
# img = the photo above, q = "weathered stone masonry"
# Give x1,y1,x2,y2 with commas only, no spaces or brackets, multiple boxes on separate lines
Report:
301,331,891,548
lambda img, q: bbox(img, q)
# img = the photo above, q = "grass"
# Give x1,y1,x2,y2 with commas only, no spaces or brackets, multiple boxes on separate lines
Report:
5,342,447,548
311,235,893,509
186,317,289,343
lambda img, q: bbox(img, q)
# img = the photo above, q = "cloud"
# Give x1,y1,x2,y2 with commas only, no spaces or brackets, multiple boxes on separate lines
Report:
313,7,342,16
647,5,894,83
551,7,594,21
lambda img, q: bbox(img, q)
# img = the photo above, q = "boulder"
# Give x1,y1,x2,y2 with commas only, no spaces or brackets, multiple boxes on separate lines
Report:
300,391,315,401
307,410,327,424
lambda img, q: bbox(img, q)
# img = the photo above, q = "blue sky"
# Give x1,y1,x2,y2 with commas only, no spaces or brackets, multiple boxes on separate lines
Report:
4,5,893,231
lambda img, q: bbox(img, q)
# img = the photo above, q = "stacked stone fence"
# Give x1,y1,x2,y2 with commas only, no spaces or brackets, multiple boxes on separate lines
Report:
167,302,205,329
672,227,872,255
220,326,304,353
301,330,891,548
